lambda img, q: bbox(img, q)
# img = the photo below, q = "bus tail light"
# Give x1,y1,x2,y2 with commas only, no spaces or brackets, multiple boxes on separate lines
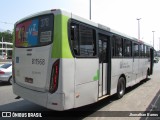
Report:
49,59,60,93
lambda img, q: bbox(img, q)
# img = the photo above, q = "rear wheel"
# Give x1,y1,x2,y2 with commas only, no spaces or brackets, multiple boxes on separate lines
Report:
116,77,125,99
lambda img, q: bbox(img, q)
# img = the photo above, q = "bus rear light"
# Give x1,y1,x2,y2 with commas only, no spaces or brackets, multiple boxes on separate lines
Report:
49,59,60,93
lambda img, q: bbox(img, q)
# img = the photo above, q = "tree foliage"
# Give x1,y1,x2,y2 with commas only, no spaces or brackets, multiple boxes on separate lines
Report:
0,30,13,43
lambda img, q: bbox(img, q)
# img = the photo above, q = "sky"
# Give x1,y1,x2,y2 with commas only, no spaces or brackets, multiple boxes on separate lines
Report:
0,0,160,50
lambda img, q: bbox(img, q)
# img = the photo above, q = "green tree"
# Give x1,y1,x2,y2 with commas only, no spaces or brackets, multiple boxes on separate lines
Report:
0,30,13,43
0,30,13,51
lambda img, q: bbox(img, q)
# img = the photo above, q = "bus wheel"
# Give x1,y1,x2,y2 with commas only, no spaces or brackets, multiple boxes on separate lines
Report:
116,77,125,99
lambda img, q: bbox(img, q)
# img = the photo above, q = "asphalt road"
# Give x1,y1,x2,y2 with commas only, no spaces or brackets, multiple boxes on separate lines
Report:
0,62,160,120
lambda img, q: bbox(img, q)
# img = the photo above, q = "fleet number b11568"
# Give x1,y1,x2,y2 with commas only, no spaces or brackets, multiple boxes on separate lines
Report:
32,59,45,65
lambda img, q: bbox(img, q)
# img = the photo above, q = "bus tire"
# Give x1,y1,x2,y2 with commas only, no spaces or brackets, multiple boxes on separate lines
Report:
116,77,125,99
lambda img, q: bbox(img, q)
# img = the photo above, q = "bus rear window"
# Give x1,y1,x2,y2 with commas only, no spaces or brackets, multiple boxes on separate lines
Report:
15,14,53,48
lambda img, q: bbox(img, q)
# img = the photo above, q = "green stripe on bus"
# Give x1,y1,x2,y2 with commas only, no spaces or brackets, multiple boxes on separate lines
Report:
52,14,73,58
93,70,99,81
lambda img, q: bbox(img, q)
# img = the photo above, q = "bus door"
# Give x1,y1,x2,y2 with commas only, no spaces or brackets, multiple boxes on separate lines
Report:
98,34,111,97
150,48,154,75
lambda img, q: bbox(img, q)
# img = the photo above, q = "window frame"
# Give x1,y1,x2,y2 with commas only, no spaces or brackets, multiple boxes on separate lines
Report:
146,45,150,58
112,35,123,58
139,44,144,58
123,39,132,58
68,19,98,58
133,42,139,58
98,33,110,63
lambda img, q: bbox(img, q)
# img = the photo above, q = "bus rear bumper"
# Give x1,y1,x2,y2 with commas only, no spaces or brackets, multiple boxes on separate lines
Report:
13,83,65,111
47,93,65,111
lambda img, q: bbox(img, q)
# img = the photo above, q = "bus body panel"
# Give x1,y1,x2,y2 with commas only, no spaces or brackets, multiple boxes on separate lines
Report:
120,58,133,86
111,59,123,77
137,59,143,83
61,59,75,110
75,59,99,85
132,58,139,83
47,93,65,110
110,76,119,95
75,81,98,108
14,45,52,92
111,56,132,95
111,59,123,94
13,82,65,111
52,14,73,59
99,63,108,97
74,59,99,107
13,83,48,108
110,58,150,95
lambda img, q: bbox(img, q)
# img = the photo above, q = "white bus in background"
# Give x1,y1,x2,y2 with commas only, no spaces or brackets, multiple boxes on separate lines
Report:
12,9,154,111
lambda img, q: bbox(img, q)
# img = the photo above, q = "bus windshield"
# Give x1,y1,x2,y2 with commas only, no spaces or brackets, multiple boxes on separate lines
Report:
15,14,53,48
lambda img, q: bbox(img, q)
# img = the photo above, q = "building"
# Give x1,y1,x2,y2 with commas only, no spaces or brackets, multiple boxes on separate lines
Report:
0,41,13,59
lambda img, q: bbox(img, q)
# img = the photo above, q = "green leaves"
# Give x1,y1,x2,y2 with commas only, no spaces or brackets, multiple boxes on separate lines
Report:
0,30,13,43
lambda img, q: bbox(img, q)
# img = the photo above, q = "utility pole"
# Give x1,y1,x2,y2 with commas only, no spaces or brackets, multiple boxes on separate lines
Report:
89,0,91,20
159,38,160,51
137,18,141,41
152,31,155,48
1,37,3,57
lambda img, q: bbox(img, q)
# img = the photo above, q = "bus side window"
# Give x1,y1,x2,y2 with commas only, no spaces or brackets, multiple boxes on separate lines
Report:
112,37,115,57
79,25,96,56
113,36,123,57
70,21,96,57
133,42,139,57
146,46,150,58
144,45,147,57
70,23,80,55
140,44,144,57
124,39,132,57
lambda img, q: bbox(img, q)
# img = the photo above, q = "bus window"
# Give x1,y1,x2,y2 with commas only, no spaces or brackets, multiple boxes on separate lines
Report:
146,46,150,58
144,45,147,57
15,15,53,48
111,37,115,57
98,34,109,63
124,39,132,57
114,36,123,57
79,25,95,56
133,43,139,57
70,23,80,55
140,44,144,57
70,22,96,57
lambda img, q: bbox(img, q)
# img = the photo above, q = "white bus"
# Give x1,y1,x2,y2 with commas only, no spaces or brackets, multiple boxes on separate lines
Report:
12,9,154,111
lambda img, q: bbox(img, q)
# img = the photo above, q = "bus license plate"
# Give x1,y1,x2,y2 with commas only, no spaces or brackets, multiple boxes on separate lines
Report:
25,77,33,84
